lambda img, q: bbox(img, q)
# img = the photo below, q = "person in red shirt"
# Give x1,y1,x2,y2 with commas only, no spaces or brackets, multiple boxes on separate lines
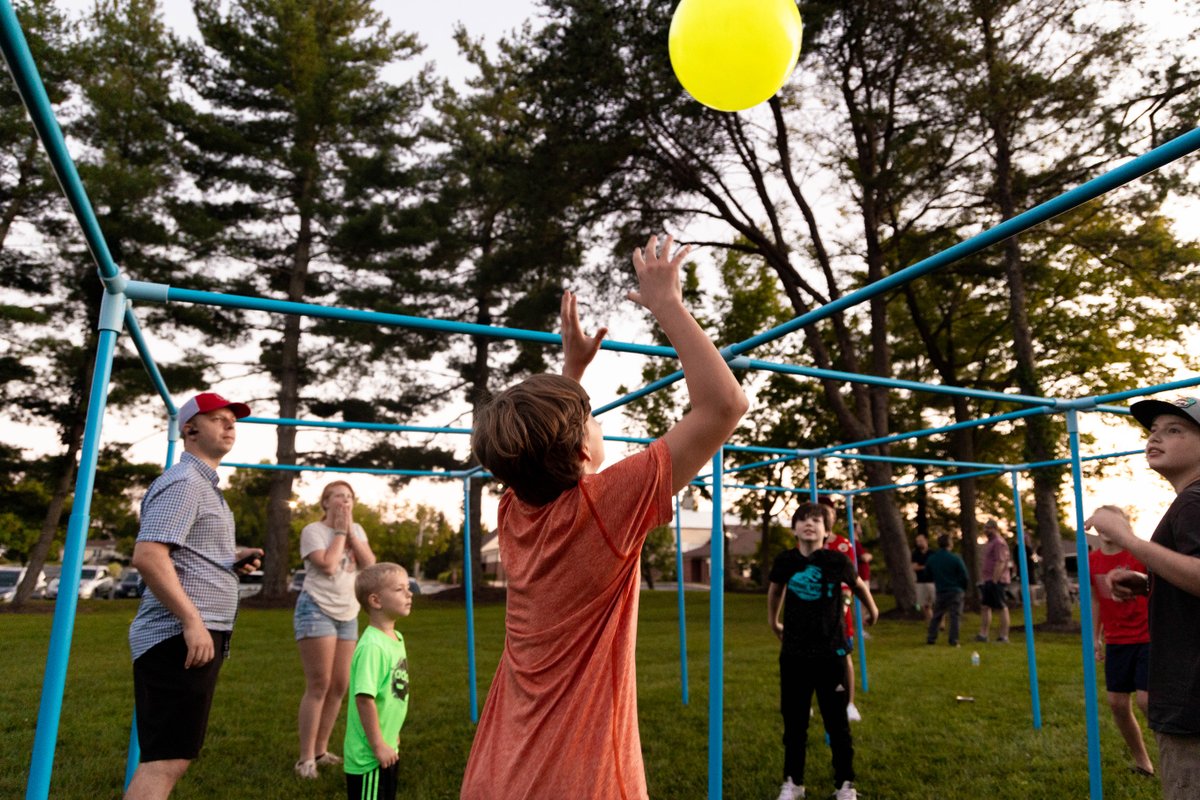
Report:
820,498,863,723
1088,504,1154,777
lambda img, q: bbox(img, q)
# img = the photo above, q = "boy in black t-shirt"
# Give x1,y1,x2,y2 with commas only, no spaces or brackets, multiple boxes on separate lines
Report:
768,501,880,800
1085,396,1200,800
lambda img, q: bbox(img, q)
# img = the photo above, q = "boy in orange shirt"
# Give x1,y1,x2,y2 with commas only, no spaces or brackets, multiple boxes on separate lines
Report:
460,234,748,799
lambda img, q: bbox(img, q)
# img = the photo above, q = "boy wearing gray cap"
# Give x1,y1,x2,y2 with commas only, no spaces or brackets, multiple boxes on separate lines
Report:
1085,396,1200,800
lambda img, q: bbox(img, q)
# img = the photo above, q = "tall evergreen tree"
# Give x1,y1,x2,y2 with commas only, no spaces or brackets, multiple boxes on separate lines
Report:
176,0,425,596
412,30,612,583
5,0,206,606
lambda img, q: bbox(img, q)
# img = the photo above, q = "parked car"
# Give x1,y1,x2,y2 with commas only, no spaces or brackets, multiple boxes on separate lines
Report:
238,570,264,599
289,569,306,593
114,568,144,599
0,566,46,602
44,565,115,599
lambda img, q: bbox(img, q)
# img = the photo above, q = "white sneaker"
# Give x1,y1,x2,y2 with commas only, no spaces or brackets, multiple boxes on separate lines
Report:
775,777,805,800
315,751,343,766
846,702,862,722
835,781,857,800
294,759,318,779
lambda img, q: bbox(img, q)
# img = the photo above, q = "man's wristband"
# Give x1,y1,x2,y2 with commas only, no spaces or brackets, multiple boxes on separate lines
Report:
334,529,348,536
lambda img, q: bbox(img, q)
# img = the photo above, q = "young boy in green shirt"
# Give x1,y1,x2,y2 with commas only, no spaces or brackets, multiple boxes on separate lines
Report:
344,563,412,800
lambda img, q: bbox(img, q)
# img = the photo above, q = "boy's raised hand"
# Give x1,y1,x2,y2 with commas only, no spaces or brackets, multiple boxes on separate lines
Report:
628,234,691,313
561,290,607,382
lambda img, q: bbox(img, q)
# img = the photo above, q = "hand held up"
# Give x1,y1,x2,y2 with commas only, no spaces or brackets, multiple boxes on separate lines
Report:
560,290,607,382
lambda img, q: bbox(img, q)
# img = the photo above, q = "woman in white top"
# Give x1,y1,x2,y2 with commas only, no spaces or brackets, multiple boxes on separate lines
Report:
293,480,376,778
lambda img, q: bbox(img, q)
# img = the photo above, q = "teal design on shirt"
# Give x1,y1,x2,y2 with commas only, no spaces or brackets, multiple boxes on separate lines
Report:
787,565,827,601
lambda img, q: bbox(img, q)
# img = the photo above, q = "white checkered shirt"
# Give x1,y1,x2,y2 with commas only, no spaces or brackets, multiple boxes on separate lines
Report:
128,452,240,661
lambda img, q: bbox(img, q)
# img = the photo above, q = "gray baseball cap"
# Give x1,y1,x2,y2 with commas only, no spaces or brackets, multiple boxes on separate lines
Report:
1130,396,1200,431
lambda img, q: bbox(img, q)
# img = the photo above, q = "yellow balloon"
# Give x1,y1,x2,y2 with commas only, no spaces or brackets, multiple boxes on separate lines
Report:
669,0,803,112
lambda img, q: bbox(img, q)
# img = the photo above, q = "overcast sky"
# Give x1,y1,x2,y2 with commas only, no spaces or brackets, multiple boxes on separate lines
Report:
11,0,1194,538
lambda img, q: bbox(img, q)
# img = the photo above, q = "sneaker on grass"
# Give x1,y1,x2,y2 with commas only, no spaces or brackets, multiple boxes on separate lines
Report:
775,777,805,799
294,759,318,779
835,780,857,800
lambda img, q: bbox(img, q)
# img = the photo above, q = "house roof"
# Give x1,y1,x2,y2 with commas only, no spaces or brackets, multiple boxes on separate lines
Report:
681,524,763,558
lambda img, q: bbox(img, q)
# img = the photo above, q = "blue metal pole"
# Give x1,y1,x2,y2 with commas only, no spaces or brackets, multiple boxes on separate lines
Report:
674,494,689,706
707,449,725,800
744,358,1056,408
1066,410,1103,800
845,496,868,693
1008,471,1042,730
26,293,124,800
0,0,124,288
221,462,455,478
122,307,176,413
807,456,818,502
241,415,471,436
726,126,1200,358
126,419,183,790
462,478,478,722
125,281,679,361
818,406,1050,457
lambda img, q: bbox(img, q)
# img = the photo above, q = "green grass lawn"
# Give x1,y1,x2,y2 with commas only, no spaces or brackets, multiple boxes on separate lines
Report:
0,592,1162,799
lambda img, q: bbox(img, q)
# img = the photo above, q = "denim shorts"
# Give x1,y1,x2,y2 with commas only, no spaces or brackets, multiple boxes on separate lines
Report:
293,591,358,641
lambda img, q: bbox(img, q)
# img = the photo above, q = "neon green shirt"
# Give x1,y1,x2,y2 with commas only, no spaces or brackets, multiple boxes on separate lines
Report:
344,625,409,774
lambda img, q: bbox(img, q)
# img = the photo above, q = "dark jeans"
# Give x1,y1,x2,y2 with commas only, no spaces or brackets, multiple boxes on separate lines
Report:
927,590,964,645
779,652,854,788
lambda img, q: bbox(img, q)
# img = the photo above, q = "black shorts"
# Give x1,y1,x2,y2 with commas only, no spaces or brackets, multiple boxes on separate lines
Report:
1105,642,1150,694
980,581,1008,610
346,764,398,800
133,631,228,762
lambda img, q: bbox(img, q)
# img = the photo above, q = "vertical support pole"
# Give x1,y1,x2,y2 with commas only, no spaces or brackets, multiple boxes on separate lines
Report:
164,413,179,468
674,494,689,706
707,449,724,800
463,477,478,723
1067,410,1103,800
807,455,818,502
845,495,868,693
26,292,124,800
1009,470,1042,730
126,414,182,788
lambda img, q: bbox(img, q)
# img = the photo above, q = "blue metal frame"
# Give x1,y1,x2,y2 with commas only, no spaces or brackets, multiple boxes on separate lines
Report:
9,0,1200,793
674,495,689,706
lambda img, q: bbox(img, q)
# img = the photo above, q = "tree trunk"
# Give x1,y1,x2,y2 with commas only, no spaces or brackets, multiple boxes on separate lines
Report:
263,202,314,598
862,459,916,612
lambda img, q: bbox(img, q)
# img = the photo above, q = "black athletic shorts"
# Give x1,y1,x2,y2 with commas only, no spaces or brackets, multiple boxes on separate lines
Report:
346,763,398,800
133,630,228,762
980,581,1008,610
1104,641,1150,694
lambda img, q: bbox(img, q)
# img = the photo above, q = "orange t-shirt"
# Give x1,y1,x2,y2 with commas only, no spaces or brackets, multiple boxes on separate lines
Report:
460,439,673,800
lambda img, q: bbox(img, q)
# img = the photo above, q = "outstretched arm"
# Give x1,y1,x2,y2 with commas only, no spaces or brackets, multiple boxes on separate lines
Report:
1086,507,1200,598
561,290,607,383
630,234,748,493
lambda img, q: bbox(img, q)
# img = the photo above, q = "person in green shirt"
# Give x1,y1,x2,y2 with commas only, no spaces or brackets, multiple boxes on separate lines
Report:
344,563,412,800
924,534,970,647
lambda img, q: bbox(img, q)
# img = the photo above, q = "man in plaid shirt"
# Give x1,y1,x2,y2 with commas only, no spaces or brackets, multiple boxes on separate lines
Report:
124,392,261,800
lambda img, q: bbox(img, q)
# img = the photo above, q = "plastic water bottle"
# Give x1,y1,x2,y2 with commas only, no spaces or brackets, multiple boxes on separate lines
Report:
970,651,980,667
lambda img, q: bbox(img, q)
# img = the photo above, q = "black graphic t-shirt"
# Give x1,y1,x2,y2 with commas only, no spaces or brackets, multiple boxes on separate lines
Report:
1147,480,1200,734
770,548,857,657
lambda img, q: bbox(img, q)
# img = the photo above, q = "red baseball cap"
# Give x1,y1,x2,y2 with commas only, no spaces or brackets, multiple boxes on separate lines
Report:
179,392,251,426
